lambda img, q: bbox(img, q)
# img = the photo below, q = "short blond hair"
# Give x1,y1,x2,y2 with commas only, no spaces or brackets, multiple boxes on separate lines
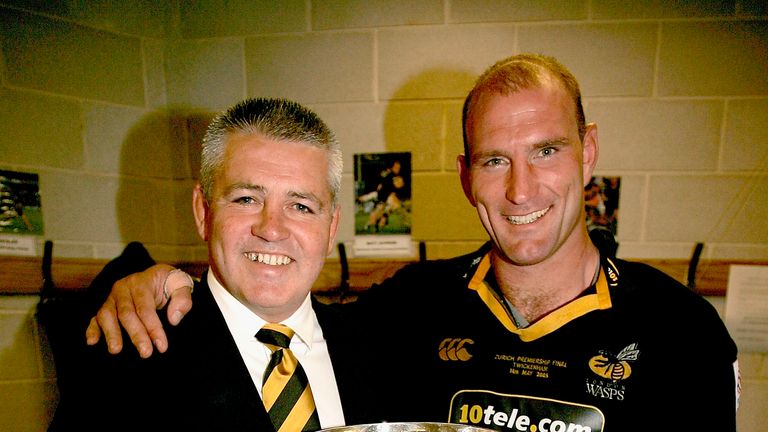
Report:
462,53,586,165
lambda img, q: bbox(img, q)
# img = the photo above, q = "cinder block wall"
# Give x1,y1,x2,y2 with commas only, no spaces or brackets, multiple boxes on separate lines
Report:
0,1,766,431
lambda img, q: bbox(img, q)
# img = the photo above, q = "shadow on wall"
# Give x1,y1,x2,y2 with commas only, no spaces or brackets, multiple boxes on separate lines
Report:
378,67,484,244
115,107,214,256
0,313,59,431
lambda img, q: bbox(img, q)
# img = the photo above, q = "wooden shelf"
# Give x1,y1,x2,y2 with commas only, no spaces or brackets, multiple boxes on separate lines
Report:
0,255,414,295
1,254,765,297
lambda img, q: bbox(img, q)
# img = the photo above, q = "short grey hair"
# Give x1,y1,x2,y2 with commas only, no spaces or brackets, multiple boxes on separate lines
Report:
199,98,343,207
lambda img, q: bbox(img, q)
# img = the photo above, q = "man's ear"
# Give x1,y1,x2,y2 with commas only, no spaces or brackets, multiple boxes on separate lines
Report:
192,184,209,241
582,123,599,186
456,154,477,207
326,205,341,256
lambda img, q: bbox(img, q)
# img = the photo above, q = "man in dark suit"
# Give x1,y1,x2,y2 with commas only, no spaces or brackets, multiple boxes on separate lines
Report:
50,98,375,431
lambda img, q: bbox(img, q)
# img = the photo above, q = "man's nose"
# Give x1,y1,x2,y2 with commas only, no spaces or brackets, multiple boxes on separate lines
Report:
251,204,288,241
505,163,535,204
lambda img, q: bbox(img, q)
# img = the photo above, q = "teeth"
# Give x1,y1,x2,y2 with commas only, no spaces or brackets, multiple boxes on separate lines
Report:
245,252,292,265
507,207,550,225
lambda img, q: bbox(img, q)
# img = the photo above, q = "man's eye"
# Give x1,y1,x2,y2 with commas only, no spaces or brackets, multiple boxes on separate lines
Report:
294,203,314,214
483,157,505,167
539,147,557,157
234,196,256,204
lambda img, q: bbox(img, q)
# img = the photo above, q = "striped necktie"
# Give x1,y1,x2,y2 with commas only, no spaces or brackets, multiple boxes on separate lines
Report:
256,323,321,432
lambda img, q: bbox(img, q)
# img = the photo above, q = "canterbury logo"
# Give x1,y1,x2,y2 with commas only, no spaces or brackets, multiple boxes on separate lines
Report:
439,338,474,361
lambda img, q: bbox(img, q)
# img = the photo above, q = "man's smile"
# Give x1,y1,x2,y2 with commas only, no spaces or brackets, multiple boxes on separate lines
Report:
506,206,550,225
244,252,292,265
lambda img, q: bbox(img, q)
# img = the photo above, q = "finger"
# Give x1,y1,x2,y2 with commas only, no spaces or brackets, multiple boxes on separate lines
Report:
131,278,169,354
94,297,124,354
116,307,154,358
110,264,178,356
85,316,102,346
111,277,157,359
161,268,195,326
166,285,194,326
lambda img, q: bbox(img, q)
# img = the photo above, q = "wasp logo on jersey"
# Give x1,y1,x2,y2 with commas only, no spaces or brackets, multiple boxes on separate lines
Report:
439,338,474,361
588,343,639,382
586,343,639,401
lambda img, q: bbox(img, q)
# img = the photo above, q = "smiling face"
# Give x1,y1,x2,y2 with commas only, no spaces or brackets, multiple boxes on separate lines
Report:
193,132,340,322
458,82,598,267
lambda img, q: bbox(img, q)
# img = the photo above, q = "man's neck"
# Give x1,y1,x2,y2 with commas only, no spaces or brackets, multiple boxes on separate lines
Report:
491,237,601,324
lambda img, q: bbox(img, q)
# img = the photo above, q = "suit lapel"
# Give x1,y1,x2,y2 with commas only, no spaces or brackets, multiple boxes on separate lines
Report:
166,275,275,430
165,277,379,429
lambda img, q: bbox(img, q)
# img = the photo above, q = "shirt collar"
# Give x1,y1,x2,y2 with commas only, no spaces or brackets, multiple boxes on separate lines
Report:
206,269,316,350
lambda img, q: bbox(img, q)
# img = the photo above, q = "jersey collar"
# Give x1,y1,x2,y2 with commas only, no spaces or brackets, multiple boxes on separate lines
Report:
467,252,618,341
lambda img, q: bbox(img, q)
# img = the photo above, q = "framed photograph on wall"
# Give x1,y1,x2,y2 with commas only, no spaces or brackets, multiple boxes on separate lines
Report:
353,152,413,257
354,152,412,235
0,170,43,235
0,170,44,256
585,176,620,236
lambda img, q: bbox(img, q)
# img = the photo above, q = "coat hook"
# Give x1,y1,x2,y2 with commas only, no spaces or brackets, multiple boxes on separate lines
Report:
337,243,350,303
687,242,704,292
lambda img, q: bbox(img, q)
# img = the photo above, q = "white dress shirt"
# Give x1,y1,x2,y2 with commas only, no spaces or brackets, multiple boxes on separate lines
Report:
206,270,345,429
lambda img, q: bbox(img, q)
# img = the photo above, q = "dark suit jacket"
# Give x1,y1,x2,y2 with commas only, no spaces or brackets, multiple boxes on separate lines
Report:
50,265,377,431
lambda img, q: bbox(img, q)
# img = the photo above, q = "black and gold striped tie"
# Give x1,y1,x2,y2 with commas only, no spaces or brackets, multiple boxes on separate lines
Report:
256,323,321,432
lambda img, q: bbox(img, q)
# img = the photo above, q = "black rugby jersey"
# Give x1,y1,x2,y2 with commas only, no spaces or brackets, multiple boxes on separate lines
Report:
352,243,738,432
